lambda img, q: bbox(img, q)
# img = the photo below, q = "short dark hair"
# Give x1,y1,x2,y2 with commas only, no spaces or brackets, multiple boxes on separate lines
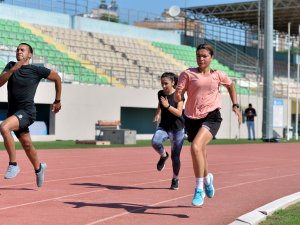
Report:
19,42,33,54
196,43,214,56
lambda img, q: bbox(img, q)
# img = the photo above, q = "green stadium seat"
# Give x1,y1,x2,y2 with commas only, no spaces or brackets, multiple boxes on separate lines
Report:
0,32,9,39
11,26,19,33
67,66,74,74
48,51,56,58
152,41,245,84
99,77,108,84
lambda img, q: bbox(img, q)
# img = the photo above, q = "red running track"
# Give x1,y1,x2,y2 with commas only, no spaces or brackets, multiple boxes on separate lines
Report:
1,143,300,225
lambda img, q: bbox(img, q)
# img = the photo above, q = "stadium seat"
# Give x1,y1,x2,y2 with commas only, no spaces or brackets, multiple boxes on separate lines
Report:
0,18,253,90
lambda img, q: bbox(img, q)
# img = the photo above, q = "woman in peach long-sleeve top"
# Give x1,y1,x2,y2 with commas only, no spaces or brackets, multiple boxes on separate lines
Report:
174,43,242,206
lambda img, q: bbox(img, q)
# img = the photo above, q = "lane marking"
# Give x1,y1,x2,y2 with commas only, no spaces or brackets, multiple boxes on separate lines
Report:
0,170,300,213
2,158,300,188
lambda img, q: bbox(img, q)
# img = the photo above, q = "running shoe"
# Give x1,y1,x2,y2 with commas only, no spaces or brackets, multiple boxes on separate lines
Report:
204,173,215,198
4,165,20,179
36,163,47,187
157,152,169,171
192,188,205,206
170,178,179,190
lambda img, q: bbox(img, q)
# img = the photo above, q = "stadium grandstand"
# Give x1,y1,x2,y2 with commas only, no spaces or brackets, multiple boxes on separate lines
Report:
0,0,298,141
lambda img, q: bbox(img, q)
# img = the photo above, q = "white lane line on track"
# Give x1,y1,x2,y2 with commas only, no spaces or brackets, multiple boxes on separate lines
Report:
1,170,300,214
0,156,297,183
0,177,184,211
0,160,295,189
0,157,297,177
0,168,174,188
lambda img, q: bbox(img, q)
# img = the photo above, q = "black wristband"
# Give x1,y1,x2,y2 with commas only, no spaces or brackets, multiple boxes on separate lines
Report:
53,99,61,104
167,105,171,109
232,103,239,109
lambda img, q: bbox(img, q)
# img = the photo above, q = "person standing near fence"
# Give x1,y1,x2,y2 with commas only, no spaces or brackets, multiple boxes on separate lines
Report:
0,43,62,187
174,43,242,206
152,72,185,190
244,103,257,140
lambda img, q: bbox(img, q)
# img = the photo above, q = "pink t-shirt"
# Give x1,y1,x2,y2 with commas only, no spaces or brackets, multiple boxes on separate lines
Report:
176,68,232,119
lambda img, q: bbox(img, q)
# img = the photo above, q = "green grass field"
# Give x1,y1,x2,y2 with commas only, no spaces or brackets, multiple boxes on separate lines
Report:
0,138,287,150
259,202,300,225
0,139,261,150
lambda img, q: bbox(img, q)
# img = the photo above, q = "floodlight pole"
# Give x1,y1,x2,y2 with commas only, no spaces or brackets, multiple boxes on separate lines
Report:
296,57,299,140
262,0,274,141
256,0,261,139
295,24,300,140
287,22,291,141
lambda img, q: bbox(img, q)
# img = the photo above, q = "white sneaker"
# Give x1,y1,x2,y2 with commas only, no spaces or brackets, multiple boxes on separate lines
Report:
4,165,20,179
36,163,47,187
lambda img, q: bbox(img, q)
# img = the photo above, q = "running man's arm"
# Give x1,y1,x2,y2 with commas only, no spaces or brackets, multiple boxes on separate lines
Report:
0,70,13,87
0,61,23,87
47,70,62,113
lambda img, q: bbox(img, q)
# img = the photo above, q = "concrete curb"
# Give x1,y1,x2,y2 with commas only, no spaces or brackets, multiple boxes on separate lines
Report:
228,192,300,225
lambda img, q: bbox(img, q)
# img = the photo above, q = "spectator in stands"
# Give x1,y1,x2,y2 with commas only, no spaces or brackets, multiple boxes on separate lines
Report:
244,103,257,140
0,43,62,187
174,43,242,206
152,72,185,190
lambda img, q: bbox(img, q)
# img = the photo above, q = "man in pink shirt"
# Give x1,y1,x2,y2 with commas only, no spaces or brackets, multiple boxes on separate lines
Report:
175,43,242,206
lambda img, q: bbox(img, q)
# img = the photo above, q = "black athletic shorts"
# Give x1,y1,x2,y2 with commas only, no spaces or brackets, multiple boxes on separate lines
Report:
184,109,223,142
12,110,35,138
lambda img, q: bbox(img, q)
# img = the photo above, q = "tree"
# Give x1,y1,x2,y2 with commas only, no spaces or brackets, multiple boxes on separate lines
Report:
100,13,119,23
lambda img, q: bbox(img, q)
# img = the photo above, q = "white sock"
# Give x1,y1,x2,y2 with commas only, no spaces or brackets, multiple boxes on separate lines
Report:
195,178,204,190
204,174,211,185
173,174,178,179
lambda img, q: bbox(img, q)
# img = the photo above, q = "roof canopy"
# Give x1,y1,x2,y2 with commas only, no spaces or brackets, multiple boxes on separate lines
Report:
184,0,300,35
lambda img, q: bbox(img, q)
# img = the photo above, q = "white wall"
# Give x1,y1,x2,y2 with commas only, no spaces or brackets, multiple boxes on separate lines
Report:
0,3,71,28
39,82,159,140
73,16,181,44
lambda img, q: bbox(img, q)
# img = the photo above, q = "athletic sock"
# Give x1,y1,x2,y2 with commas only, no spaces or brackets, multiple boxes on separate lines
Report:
9,162,17,166
204,174,211,185
173,174,178,179
195,178,204,190
35,163,41,173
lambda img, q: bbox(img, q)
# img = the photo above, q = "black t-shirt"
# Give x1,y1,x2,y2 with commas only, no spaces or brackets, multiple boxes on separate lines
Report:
4,61,51,117
244,107,256,121
158,90,184,131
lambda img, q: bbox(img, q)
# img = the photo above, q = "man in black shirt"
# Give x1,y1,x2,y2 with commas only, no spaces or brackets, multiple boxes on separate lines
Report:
244,103,257,140
0,43,62,187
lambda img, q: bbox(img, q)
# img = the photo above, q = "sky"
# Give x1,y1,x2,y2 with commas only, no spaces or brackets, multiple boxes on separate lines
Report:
115,0,253,15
